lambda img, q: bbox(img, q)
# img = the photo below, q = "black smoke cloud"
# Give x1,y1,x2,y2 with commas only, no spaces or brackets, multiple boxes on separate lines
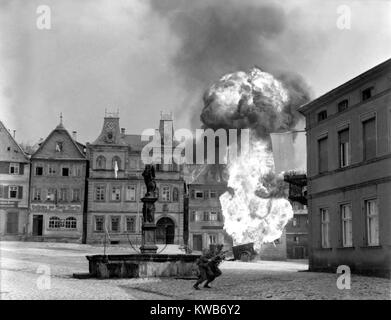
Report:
200,68,312,140
150,0,312,132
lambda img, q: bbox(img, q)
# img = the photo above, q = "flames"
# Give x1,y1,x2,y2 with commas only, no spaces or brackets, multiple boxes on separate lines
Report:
220,141,293,250
201,67,301,250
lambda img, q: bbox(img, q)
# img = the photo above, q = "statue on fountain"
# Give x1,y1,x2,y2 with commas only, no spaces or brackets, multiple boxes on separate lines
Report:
142,164,157,197
142,164,157,223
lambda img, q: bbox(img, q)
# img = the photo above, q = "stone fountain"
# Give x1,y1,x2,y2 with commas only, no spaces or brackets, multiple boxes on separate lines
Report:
82,165,200,279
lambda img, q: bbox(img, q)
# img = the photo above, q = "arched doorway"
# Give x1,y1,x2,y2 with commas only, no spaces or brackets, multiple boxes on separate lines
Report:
156,217,175,244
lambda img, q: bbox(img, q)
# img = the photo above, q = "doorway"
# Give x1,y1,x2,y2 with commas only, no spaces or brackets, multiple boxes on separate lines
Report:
156,217,175,244
293,246,305,259
33,215,43,236
6,212,18,234
193,234,203,251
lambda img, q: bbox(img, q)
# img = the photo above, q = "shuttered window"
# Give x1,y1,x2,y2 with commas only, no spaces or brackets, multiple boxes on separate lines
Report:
363,117,376,160
338,129,350,167
318,137,328,173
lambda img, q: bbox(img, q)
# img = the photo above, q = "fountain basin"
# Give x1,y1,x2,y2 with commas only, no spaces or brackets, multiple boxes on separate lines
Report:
86,254,201,279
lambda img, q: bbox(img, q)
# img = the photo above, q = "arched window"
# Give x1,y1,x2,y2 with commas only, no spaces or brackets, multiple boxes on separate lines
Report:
112,156,121,170
96,155,106,169
65,217,77,229
172,187,179,202
49,216,61,229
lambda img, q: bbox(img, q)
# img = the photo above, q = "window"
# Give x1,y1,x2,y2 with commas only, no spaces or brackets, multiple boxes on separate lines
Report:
341,204,353,247
48,164,56,175
95,186,105,201
292,218,298,227
111,186,121,201
55,141,63,152
47,188,56,201
365,199,379,246
172,187,179,202
112,156,121,170
195,191,204,199
72,189,80,202
62,167,70,177
9,186,18,198
210,211,218,221
338,128,350,168
294,236,299,243
33,188,41,201
362,87,373,101
49,216,61,229
317,110,327,122
208,234,217,245
318,136,328,173
73,165,81,177
320,208,330,248
126,216,136,233
363,117,376,160
111,216,120,232
125,185,136,201
59,188,68,202
129,159,137,169
96,156,106,169
95,216,104,232
9,163,19,174
209,191,217,198
203,212,209,221
195,211,202,222
35,165,43,176
65,217,77,229
338,99,349,112
161,186,170,202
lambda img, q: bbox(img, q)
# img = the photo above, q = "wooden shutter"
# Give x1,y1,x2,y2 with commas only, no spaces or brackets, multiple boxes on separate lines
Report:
4,186,9,198
0,162,9,174
19,163,24,175
363,118,376,160
0,185,3,198
18,186,23,199
218,212,223,221
204,190,209,199
318,137,328,173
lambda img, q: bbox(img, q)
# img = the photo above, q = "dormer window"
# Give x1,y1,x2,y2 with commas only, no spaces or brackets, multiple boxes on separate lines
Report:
55,141,63,152
362,87,374,101
317,110,327,122
9,163,20,174
337,99,349,112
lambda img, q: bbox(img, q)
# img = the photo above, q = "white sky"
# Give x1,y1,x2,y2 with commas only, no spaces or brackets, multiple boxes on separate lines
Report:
0,0,390,145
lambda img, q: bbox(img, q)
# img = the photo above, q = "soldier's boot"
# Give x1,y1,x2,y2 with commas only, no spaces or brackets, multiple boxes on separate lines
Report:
193,284,200,290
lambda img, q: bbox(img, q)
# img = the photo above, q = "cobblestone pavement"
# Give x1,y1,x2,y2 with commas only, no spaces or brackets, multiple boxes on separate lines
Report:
1,241,390,300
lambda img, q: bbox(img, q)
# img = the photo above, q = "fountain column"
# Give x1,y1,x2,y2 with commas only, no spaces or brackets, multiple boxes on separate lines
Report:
140,165,158,254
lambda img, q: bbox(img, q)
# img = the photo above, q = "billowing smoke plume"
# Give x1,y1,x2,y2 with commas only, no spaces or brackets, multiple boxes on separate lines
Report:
151,1,312,248
201,68,310,249
150,0,298,127
201,67,310,140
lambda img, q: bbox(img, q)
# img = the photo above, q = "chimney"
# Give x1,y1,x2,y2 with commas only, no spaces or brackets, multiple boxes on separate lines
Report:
121,128,125,134
13,130,16,139
72,131,77,140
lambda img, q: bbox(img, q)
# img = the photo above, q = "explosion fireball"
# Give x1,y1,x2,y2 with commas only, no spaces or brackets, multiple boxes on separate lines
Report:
200,67,309,249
